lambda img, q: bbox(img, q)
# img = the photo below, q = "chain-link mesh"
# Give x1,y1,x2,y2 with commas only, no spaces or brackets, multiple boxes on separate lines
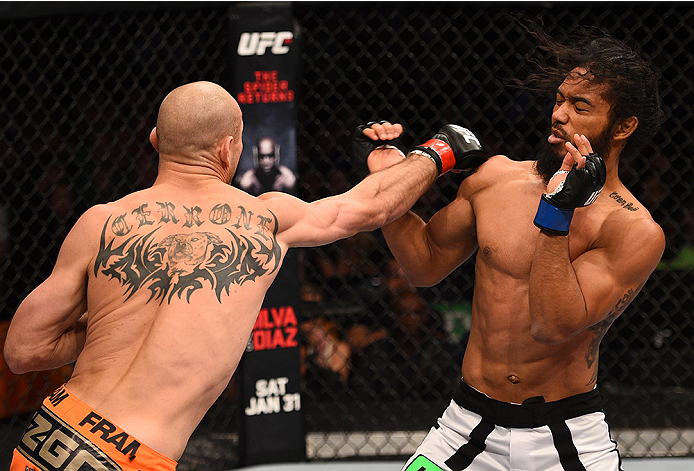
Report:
1,2,692,469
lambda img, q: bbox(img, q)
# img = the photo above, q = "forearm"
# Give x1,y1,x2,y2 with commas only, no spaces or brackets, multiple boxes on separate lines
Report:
529,233,587,344
346,153,437,232
6,313,86,374
49,312,88,369
371,153,438,223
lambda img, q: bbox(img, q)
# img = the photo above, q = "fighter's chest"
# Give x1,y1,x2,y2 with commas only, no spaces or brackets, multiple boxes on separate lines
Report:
472,184,594,277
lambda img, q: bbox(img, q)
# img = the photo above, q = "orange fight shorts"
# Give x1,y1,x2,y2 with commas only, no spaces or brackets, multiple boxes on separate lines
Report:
10,385,177,471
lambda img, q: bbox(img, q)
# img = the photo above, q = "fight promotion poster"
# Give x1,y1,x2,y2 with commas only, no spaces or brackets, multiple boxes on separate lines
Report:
229,3,305,466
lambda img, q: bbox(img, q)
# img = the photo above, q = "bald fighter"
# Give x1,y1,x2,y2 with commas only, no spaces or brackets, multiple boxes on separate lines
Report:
362,31,665,471
5,81,469,470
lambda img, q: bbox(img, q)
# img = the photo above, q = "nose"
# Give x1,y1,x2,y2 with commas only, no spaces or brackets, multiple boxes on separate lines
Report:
177,241,192,254
552,102,569,124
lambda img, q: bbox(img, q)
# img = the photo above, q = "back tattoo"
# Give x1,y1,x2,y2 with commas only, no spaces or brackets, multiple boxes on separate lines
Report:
94,202,281,303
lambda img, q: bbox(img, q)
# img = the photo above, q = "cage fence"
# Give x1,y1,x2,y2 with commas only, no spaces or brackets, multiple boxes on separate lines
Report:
0,2,692,469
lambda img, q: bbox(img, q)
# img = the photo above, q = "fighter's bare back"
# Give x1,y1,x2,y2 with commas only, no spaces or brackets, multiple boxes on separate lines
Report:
66,182,287,460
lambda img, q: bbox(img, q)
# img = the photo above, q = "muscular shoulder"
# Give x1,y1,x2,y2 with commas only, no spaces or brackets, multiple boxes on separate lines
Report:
66,204,114,244
593,189,665,271
258,191,306,235
605,195,664,245
458,154,534,197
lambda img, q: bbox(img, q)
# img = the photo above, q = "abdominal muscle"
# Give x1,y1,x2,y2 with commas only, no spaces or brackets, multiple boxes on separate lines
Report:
460,272,596,404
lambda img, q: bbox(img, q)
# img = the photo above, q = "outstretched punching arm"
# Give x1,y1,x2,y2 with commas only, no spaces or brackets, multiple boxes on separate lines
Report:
260,122,440,249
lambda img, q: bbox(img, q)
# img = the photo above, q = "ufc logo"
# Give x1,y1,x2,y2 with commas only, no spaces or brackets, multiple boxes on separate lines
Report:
238,32,293,56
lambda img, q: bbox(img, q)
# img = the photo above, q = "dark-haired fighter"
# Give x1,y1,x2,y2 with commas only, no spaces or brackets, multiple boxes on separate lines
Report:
363,32,665,471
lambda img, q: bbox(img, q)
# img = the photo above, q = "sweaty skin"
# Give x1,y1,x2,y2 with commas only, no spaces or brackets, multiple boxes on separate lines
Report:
4,83,436,461
379,68,665,404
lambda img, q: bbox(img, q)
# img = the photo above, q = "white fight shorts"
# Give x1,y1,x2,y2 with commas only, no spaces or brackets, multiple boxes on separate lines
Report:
402,379,622,471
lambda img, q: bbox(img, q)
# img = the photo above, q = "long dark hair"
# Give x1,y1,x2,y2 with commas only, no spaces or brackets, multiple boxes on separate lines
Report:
516,20,663,160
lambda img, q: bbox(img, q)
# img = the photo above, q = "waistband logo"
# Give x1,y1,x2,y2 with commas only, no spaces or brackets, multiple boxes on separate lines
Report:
49,386,69,407
18,407,121,471
80,412,141,460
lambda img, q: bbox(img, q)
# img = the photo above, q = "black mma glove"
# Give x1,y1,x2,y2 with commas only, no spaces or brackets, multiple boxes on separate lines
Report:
410,124,488,176
351,120,407,161
533,152,607,236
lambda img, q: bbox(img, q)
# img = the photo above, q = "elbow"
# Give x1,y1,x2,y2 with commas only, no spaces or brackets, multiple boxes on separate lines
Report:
4,348,27,375
406,274,440,288
528,295,585,345
3,342,41,375
400,269,444,288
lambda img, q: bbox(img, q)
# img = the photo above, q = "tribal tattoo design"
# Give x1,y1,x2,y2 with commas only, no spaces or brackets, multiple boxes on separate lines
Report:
94,205,281,304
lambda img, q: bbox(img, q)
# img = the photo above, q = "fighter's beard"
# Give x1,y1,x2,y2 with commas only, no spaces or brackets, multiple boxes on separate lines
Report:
535,125,613,184
535,140,566,185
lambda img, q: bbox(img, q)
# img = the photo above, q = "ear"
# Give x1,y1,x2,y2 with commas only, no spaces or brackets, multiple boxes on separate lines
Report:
149,128,159,152
613,116,638,141
219,135,233,167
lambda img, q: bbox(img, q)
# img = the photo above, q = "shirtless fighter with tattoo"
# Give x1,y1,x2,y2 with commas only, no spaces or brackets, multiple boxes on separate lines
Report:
359,31,665,470
4,81,484,470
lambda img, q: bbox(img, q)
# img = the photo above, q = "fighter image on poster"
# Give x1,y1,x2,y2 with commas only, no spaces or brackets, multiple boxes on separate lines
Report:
235,136,297,195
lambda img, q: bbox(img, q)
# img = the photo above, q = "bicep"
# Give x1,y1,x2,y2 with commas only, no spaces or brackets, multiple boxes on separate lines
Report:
427,195,478,260
386,194,477,286
261,192,370,248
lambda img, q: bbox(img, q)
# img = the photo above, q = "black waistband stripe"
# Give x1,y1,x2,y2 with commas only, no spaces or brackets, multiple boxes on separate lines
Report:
452,379,604,429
